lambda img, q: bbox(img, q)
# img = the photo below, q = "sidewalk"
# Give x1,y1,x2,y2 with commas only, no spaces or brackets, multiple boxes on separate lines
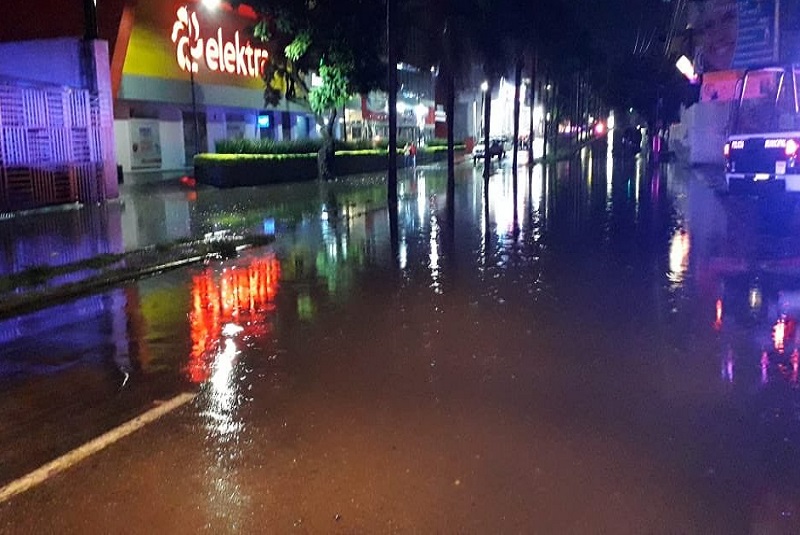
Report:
0,176,274,319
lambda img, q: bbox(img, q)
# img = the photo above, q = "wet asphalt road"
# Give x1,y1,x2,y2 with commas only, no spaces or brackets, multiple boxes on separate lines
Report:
1,145,800,532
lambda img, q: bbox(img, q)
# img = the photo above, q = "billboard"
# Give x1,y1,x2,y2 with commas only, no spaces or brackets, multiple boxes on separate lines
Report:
693,0,776,73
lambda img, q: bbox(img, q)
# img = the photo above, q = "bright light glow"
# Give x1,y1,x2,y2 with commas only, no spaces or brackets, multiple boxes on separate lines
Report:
481,81,489,92
417,174,427,224
786,139,799,156
607,112,615,130
399,238,407,270
172,6,268,77
722,348,734,383
221,323,243,337
202,0,221,9
429,213,441,294
774,317,787,353
396,101,408,114
749,287,762,310
489,176,515,237
675,55,698,83
723,143,730,157
414,103,428,126
668,229,690,283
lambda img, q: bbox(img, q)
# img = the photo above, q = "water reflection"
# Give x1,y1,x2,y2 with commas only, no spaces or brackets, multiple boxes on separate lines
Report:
0,289,132,382
189,255,281,528
428,208,441,293
189,255,280,383
668,228,691,284
199,332,248,528
13,155,800,530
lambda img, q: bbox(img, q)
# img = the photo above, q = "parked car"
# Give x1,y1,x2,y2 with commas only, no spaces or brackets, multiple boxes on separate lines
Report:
472,139,506,165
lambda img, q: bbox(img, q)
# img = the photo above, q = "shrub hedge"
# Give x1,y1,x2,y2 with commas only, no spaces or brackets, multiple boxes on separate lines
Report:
196,143,466,188
215,137,463,155
215,138,391,154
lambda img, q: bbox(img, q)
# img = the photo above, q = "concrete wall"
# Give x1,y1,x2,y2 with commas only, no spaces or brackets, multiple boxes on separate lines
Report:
113,119,133,171
114,109,184,173
206,109,227,154
159,109,185,170
0,38,119,202
116,105,269,173
0,38,83,87
671,101,730,165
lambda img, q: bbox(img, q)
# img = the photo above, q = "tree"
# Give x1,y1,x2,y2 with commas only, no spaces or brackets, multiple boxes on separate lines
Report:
400,0,475,194
246,0,386,180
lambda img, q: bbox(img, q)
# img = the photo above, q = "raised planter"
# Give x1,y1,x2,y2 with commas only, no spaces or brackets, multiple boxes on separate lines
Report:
195,148,464,188
195,154,316,188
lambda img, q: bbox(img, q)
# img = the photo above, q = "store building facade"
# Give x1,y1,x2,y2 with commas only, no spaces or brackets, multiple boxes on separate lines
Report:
115,0,318,174
0,0,453,192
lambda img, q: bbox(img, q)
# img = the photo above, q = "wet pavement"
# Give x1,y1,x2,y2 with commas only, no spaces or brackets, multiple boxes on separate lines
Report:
1,144,800,532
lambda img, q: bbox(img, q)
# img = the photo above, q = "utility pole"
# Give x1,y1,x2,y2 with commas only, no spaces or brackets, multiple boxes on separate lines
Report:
83,0,98,40
774,0,781,63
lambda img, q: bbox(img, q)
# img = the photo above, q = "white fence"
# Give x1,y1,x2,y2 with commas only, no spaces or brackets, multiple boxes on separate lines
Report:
0,79,109,212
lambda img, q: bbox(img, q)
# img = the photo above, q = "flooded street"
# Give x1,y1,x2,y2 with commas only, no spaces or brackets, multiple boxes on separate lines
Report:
1,148,800,533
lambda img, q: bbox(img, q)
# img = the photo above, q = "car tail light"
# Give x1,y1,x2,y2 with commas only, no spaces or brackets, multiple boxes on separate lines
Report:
723,143,730,157
786,139,799,157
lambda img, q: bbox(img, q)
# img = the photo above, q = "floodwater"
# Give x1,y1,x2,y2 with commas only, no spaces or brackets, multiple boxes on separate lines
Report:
1,144,800,532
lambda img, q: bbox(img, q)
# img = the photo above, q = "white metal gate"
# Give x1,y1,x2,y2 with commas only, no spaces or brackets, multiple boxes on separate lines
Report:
0,79,107,213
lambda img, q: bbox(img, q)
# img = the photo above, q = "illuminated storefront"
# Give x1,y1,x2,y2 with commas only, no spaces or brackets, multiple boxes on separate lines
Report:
115,0,318,173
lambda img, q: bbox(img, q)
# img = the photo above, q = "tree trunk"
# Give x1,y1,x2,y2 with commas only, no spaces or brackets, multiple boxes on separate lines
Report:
528,54,537,165
387,0,398,205
483,80,492,182
445,67,455,195
512,54,523,174
317,109,337,181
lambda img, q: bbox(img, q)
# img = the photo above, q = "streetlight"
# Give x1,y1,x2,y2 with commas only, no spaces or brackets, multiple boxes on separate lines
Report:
190,56,200,158
182,1,220,159
675,55,699,84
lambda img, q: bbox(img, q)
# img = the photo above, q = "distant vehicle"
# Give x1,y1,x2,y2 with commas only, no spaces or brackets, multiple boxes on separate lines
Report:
472,138,506,165
619,126,642,154
724,65,800,194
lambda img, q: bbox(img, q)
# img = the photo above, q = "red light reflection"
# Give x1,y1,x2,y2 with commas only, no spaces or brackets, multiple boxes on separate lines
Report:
773,317,787,353
188,255,280,383
713,299,723,331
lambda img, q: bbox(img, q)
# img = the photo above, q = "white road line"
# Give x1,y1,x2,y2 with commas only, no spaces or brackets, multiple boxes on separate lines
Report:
0,392,196,504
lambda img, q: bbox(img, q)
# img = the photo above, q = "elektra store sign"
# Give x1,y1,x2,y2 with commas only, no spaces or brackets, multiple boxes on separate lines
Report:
171,6,268,78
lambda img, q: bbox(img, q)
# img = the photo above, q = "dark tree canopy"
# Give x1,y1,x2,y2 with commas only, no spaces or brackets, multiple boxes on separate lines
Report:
243,0,385,115
242,0,685,129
